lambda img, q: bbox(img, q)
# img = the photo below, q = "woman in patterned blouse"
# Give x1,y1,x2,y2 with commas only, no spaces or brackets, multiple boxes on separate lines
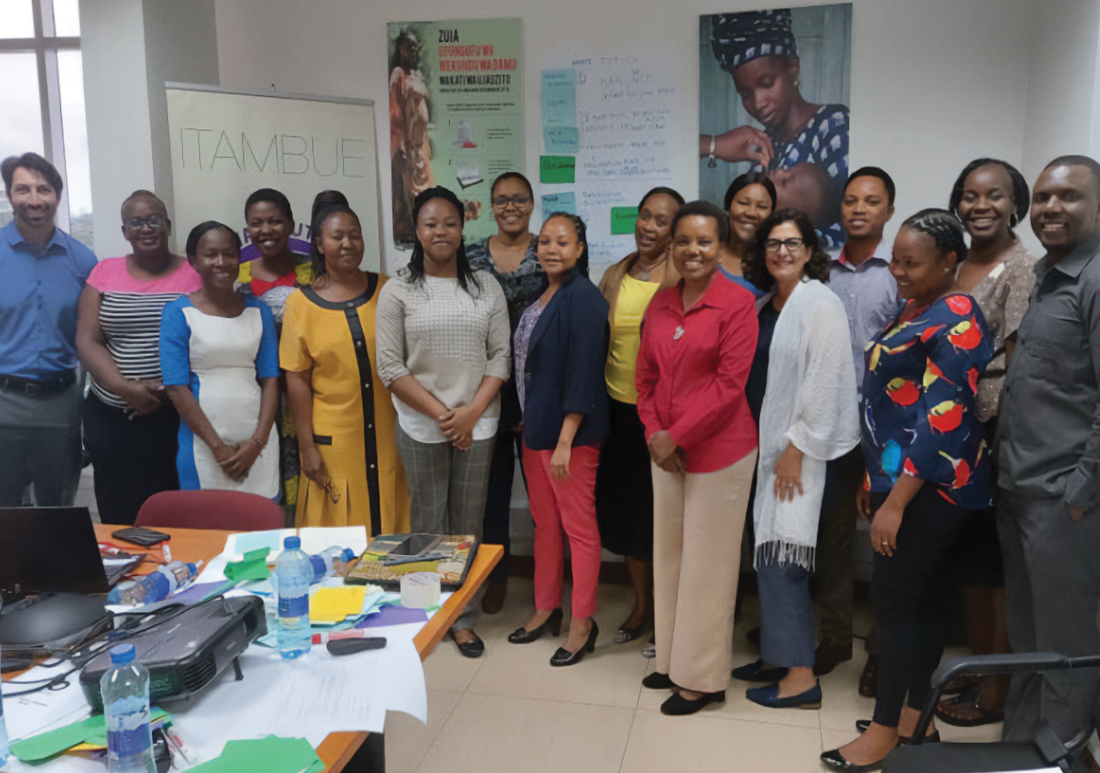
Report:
934,160,1037,728
823,210,993,772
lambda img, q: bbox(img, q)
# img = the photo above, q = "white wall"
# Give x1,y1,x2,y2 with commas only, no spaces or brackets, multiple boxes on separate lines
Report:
81,0,155,259
214,0,1043,272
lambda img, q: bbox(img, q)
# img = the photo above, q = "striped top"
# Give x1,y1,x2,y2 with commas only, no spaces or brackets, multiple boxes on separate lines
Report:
86,256,202,408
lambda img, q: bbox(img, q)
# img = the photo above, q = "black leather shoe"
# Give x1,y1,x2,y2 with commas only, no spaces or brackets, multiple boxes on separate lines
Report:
660,690,725,715
854,720,940,744
820,746,895,773
550,619,598,666
449,629,484,658
814,641,853,676
731,659,789,683
859,654,879,698
508,608,563,644
642,672,675,690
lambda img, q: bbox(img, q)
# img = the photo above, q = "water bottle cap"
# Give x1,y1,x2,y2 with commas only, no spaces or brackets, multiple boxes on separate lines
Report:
341,548,355,563
110,643,136,664
284,536,301,549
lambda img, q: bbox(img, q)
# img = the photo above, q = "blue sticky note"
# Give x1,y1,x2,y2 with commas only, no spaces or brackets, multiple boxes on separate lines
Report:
542,192,577,220
544,125,580,154
541,69,577,127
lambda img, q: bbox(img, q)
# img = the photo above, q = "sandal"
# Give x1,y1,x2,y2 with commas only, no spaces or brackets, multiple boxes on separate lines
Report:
940,675,979,696
615,617,651,644
935,686,1004,727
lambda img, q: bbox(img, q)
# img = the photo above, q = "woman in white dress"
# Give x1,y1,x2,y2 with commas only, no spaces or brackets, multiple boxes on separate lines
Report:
732,209,860,709
160,221,280,498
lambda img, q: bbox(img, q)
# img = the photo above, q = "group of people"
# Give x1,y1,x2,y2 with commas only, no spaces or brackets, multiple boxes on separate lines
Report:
4,144,1100,771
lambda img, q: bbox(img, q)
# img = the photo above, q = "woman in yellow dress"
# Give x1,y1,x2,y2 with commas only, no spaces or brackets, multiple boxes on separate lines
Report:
280,205,410,535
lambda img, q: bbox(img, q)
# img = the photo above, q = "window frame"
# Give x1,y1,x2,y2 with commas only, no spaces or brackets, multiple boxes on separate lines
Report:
1,0,81,232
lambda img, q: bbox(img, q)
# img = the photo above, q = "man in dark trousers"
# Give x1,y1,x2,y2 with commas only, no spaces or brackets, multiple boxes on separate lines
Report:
998,155,1100,744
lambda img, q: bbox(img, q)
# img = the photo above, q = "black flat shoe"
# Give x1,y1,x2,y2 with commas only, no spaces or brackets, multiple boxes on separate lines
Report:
550,619,598,666
731,659,789,683
508,608,563,644
642,672,675,690
820,745,897,773
814,641,853,676
449,629,484,658
854,720,940,744
660,690,725,715
859,654,879,698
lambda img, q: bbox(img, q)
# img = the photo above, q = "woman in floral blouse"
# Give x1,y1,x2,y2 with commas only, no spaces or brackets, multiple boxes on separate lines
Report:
823,209,993,772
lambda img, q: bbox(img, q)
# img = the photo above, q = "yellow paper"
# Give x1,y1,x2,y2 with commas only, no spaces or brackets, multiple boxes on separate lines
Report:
310,586,368,623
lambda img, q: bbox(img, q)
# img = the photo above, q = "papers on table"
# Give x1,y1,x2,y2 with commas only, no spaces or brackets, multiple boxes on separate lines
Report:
222,526,369,562
187,736,323,773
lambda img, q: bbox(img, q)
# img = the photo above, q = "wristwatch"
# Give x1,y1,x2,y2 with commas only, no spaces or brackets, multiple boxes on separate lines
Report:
707,135,717,168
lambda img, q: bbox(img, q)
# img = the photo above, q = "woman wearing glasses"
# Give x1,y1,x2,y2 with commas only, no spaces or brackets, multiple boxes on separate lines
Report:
77,190,201,524
466,172,544,613
731,210,859,710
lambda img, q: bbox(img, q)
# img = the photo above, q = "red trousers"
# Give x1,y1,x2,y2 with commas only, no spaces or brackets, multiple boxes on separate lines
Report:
522,441,602,620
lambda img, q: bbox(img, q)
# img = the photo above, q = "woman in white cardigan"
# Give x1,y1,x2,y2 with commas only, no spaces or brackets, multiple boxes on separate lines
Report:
733,209,861,709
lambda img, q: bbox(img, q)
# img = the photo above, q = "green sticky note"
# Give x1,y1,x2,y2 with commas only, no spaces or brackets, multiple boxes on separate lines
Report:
225,552,271,582
611,206,639,235
191,736,323,773
539,155,575,184
12,715,105,761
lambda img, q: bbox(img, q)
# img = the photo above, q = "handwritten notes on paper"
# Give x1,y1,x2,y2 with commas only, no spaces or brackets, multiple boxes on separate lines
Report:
539,55,679,269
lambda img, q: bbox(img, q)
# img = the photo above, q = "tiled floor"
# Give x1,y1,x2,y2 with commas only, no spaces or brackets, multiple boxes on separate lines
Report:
384,578,1002,773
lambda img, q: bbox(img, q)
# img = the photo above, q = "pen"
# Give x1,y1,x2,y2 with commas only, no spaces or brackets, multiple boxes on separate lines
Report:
166,728,197,766
311,629,382,644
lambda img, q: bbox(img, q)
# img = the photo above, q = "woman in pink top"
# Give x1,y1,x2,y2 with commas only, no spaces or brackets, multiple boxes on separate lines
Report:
76,190,201,524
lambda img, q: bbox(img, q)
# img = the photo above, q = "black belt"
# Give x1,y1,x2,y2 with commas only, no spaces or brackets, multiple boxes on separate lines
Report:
0,371,77,397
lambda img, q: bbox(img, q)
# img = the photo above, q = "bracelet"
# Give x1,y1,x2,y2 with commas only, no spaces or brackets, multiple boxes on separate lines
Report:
249,435,267,450
707,135,717,169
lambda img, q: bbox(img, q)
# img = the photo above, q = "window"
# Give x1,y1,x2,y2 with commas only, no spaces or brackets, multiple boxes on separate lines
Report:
0,0,92,249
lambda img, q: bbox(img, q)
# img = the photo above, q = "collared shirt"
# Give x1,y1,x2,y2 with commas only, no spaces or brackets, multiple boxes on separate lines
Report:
828,239,899,394
0,220,98,379
635,272,759,473
999,232,1100,509
862,294,993,509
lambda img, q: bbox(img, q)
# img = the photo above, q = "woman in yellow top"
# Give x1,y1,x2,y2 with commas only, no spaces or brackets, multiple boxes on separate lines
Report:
595,186,685,643
280,205,410,535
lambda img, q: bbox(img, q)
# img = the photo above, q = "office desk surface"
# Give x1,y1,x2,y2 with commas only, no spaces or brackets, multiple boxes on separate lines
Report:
6,525,500,772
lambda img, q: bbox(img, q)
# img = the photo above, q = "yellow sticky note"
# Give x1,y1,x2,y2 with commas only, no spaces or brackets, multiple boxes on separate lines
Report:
311,586,368,623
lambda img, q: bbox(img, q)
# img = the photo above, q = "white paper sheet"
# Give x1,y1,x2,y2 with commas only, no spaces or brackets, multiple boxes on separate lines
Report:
223,528,296,560
297,526,369,557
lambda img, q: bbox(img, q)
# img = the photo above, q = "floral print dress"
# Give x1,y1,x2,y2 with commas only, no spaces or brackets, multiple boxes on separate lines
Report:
861,293,994,509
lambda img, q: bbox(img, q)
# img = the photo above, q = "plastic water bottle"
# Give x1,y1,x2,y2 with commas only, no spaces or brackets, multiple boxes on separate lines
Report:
309,546,356,584
0,643,9,767
100,644,156,773
107,561,198,606
275,536,312,659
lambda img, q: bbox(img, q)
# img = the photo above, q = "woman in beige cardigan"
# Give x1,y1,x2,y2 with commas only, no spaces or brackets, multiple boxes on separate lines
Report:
595,186,685,644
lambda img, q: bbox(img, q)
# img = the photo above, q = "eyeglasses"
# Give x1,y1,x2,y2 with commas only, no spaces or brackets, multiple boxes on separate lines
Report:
764,238,805,253
125,215,166,231
492,195,531,209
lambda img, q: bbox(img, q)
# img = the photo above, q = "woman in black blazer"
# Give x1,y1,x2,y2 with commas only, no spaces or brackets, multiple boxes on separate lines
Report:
507,212,610,666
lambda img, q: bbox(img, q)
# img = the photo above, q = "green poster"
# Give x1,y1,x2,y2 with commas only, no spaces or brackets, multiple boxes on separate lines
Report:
388,19,524,247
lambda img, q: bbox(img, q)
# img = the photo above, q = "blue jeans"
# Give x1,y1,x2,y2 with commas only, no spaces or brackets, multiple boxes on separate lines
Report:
758,560,816,669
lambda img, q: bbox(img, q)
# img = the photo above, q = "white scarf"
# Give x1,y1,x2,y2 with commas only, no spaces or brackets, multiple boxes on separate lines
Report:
753,279,861,570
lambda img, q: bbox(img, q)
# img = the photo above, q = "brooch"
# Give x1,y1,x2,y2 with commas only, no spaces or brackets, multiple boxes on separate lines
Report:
673,326,684,340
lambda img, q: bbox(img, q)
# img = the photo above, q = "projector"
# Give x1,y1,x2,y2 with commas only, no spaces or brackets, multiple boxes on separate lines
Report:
78,595,266,710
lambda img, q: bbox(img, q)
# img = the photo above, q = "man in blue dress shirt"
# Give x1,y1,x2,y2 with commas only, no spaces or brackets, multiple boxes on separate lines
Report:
0,153,97,506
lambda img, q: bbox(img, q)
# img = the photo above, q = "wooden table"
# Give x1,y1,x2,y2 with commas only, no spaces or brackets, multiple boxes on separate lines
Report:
13,525,501,772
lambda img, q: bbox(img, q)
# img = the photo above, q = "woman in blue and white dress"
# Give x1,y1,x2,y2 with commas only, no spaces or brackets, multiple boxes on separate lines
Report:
160,221,281,498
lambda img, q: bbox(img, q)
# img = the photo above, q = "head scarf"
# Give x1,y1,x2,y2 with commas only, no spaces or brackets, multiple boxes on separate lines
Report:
710,9,797,73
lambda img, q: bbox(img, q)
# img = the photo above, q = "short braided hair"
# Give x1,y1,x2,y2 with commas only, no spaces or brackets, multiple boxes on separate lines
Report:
542,211,590,278
900,208,968,263
948,158,1029,232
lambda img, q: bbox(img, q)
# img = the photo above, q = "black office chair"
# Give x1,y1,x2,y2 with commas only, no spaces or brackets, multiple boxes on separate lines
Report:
884,652,1099,773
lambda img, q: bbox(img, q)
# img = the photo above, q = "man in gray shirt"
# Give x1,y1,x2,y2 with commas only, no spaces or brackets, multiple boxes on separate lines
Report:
815,168,898,688
998,155,1100,744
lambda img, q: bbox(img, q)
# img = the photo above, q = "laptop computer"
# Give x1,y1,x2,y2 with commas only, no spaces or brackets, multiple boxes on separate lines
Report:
0,506,134,597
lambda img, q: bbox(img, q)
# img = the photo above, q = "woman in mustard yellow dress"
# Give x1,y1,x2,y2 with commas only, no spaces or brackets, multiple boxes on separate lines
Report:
281,205,410,535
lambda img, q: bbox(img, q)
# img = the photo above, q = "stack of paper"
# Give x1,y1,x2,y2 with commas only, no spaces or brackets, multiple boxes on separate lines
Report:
188,736,323,773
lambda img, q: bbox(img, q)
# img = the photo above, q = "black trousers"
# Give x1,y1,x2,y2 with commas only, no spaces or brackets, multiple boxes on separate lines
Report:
82,392,180,525
482,428,524,584
871,484,975,727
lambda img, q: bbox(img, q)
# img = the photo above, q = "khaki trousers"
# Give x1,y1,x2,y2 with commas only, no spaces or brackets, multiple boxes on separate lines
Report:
653,450,757,693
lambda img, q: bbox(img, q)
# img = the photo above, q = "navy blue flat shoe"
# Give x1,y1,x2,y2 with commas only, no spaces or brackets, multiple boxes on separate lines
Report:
746,680,822,709
731,659,789,683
